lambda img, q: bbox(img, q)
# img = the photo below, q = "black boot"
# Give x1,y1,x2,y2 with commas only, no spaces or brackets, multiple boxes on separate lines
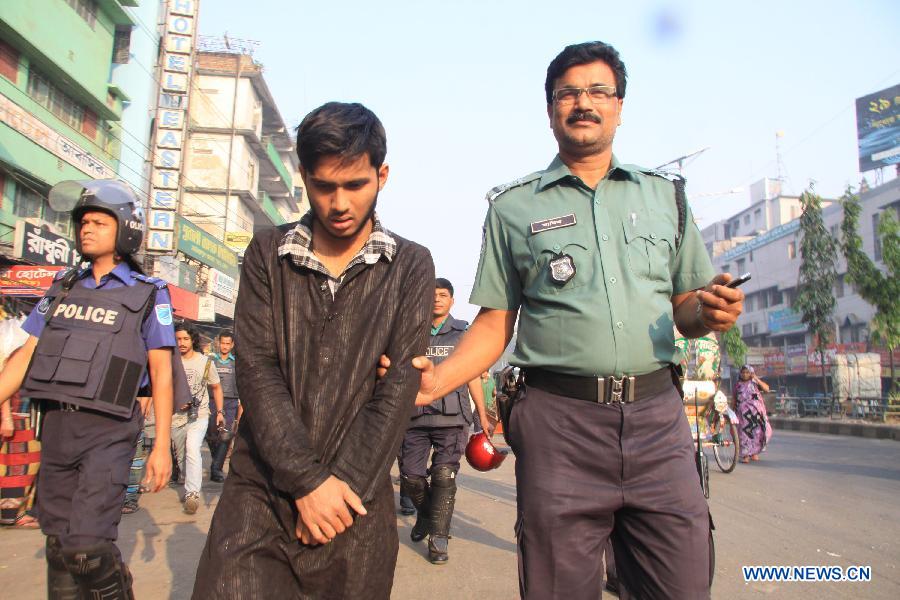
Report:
399,494,416,516
427,465,457,564
46,536,80,600
63,542,134,600
210,440,228,482
400,474,430,542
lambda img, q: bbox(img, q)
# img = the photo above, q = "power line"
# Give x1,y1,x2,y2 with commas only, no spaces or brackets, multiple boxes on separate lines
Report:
0,79,256,237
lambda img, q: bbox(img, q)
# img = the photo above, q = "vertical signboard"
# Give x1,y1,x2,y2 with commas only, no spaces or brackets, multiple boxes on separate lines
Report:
148,0,200,252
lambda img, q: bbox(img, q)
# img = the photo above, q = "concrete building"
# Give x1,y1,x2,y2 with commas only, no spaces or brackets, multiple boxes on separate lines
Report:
182,47,302,255
0,1,138,278
112,1,163,196
703,177,899,394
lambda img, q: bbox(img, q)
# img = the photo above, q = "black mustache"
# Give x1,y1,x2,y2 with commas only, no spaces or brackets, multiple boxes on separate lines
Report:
567,111,601,124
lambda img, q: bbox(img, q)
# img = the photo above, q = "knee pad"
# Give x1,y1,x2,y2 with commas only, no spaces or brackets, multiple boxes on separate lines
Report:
429,465,458,537
399,474,429,509
430,464,458,490
46,536,80,600
62,542,133,600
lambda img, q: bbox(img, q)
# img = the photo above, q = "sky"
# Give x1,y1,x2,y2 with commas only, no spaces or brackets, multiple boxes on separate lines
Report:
198,0,900,321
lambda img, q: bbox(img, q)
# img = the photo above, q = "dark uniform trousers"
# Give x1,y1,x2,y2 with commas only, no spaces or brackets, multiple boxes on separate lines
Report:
399,425,467,477
37,403,143,550
509,384,711,600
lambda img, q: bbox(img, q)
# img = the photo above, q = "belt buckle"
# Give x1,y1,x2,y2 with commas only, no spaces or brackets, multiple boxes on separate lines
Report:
606,376,636,404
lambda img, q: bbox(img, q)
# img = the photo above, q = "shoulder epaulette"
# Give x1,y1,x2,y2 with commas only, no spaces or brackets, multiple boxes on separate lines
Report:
53,268,73,282
635,168,687,251
131,273,169,290
485,172,541,203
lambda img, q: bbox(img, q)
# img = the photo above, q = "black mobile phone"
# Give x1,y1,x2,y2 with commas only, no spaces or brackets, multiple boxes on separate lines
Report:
726,272,752,288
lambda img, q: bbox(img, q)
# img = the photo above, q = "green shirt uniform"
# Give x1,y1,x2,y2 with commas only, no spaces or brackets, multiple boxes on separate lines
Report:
470,154,716,377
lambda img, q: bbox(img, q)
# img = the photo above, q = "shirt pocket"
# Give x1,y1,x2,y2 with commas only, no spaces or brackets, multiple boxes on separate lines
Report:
622,221,673,282
525,225,595,293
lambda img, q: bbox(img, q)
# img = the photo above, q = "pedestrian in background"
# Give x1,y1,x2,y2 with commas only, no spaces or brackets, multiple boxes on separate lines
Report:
172,324,223,514
734,364,771,463
206,330,241,482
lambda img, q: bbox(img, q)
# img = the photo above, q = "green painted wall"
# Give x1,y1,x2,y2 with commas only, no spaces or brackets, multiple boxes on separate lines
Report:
265,140,293,192
260,191,286,226
0,1,122,118
0,72,119,169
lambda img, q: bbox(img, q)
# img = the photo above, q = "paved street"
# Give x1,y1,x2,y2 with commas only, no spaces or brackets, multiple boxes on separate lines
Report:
1,430,898,599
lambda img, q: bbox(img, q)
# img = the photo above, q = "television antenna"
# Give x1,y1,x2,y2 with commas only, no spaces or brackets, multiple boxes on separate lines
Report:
655,146,710,175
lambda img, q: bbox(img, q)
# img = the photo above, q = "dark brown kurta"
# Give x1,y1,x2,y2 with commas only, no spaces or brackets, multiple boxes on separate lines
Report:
192,223,434,599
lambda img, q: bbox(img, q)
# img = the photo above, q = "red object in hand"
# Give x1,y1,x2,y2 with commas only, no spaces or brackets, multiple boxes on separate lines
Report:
465,432,508,472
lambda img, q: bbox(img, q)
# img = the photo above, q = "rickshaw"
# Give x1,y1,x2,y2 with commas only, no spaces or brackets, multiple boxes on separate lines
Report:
675,331,740,499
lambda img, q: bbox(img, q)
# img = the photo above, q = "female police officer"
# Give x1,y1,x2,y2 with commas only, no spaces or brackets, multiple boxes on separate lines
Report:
0,179,175,599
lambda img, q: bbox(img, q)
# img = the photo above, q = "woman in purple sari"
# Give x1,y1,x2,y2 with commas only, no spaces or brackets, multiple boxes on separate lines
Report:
734,365,772,463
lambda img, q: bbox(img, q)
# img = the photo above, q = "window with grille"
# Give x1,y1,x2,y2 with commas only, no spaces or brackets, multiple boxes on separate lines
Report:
112,25,132,64
65,0,98,29
28,68,83,130
14,184,43,220
0,39,19,82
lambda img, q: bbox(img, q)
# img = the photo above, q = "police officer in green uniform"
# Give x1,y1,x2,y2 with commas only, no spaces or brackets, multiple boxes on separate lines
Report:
411,41,744,599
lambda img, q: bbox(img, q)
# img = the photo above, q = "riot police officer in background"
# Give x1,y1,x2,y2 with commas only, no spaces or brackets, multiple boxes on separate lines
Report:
0,179,175,599
207,330,241,482
399,278,491,564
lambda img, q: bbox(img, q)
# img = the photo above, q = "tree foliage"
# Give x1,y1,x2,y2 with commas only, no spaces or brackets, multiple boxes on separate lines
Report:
840,186,900,390
721,325,747,371
794,186,838,393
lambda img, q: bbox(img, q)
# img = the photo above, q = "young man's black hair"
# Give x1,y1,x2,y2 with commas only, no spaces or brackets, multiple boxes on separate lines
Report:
435,278,454,297
218,329,234,341
295,102,387,172
544,41,628,104
174,323,200,352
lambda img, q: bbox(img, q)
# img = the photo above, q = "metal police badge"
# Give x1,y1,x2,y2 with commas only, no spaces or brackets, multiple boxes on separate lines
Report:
549,253,576,285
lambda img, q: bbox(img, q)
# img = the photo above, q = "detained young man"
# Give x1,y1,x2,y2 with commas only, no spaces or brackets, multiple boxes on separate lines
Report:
192,102,434,599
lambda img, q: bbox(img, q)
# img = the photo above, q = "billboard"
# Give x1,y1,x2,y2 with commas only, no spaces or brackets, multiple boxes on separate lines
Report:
855,83,900,172
0,266,66,296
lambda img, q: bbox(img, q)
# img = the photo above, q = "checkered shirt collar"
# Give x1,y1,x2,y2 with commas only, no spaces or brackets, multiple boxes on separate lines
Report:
277,211,396,276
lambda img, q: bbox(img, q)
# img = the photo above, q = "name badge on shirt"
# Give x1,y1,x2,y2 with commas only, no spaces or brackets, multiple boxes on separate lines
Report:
530,213,577,234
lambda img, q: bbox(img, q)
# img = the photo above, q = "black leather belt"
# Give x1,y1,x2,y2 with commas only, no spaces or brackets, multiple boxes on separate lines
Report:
523,366,675,404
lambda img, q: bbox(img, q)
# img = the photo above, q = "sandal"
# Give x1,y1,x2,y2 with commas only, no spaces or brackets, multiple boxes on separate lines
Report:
121,500,140,515
13,514,40,529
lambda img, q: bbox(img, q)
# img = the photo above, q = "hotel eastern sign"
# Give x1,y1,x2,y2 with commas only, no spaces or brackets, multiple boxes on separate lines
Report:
147,0,200,253
0,92,116,179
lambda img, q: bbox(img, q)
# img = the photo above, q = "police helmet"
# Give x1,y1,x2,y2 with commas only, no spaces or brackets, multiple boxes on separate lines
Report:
465,432,508,472
48,179,144,256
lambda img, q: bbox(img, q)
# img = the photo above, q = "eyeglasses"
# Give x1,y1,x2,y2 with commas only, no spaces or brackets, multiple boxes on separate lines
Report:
552,85,617,106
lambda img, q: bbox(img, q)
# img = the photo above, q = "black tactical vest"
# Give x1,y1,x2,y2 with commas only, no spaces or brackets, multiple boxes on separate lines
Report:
412,316,473,428
22,278,155,418
213,357,238,398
